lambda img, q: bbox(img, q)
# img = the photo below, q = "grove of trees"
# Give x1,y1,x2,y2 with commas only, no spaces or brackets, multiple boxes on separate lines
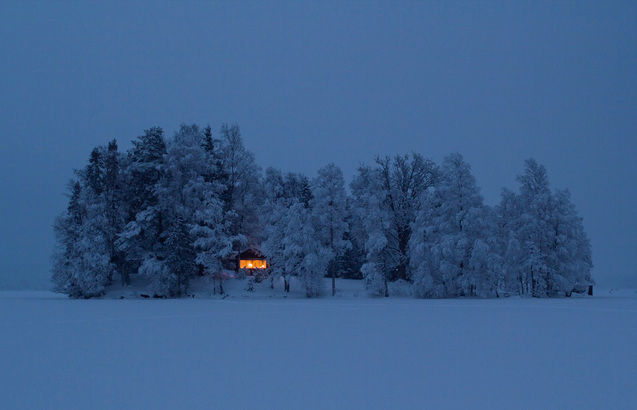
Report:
52,123,593,299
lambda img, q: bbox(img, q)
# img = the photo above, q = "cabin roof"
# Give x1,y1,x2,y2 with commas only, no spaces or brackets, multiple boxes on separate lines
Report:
239,249,266,259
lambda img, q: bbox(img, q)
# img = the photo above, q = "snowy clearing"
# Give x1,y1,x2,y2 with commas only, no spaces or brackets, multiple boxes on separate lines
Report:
1,281,636,409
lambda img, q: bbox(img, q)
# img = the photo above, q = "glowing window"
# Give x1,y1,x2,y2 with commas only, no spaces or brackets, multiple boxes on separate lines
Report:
240,259,267,269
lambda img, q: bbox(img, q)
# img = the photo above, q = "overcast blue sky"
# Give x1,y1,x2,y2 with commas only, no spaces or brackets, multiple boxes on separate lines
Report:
1,1,635,289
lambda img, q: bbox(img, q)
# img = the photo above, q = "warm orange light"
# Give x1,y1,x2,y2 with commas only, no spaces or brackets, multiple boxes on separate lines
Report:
240,259,267,269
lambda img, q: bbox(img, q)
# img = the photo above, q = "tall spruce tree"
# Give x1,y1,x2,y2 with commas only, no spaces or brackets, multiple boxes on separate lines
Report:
116,127,169,294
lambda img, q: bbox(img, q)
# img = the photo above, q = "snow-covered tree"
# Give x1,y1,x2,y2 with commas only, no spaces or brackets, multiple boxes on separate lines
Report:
191,190,233,294
350,154,437,296
361,195,392,297
99,140,130,285
351,165,388,296
515,159,556,297
52,136,132,298
117,125,215,296
283,202,328,297
260,198,290,291
410,153,498,298
497,159,593,297
261,168,328,297
218,123,262,248
51,181,86,297
124,126,167,215
78,142,128,286
201,125,227,186
336,193,367,280
115,128,168,294
550,189,594,295
284,172,313,207
60,215,112,298
375,154,438,282
51,176,113,298
311,163,350,296
495,188,524,295
150,124,229,296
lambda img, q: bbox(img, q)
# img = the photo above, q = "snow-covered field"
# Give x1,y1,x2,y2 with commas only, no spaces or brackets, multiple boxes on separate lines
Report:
1,279,636,409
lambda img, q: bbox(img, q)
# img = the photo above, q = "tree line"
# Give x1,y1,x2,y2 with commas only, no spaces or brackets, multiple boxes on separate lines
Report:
52,123,593,298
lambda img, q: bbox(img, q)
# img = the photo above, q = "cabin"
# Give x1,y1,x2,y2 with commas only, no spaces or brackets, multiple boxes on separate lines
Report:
237,249,268,273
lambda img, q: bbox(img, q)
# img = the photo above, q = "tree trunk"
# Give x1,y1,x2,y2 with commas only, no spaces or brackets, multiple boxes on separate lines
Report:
397,225,410,281
384,276,389,298
121,270,130,287
332,269,336,297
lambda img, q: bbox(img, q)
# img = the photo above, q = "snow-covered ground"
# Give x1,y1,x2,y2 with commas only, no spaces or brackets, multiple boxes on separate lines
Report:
1,279,636,409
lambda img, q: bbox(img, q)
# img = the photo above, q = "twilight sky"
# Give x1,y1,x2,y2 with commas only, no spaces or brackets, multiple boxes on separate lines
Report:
1,1,635,289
